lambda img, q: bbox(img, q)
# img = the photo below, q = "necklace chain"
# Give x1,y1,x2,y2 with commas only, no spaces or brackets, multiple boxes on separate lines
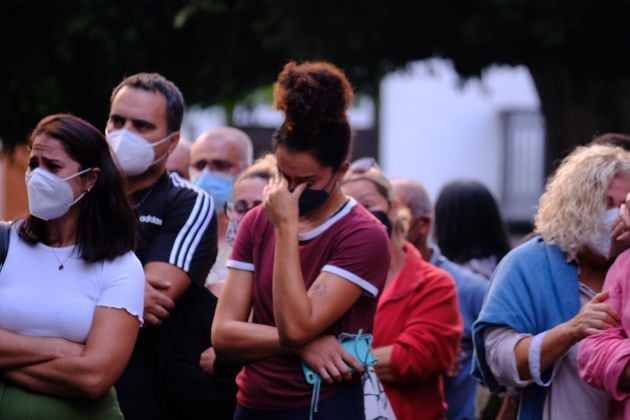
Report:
50,247,74,271
133,183,156,209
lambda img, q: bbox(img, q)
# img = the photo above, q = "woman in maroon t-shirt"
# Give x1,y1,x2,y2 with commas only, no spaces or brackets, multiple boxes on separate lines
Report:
212,61,390,419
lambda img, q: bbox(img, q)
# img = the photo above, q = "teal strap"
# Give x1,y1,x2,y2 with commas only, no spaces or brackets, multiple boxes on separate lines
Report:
305,329,377,420
309,376,321,420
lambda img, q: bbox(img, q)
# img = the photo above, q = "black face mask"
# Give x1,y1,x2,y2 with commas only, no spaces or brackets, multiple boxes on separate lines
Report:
291,174,336,216
370,210,393,237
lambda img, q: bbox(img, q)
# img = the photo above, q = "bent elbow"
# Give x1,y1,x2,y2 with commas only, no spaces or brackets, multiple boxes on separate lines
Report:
79,373,112,400
211,325,230,355
278,330,310,348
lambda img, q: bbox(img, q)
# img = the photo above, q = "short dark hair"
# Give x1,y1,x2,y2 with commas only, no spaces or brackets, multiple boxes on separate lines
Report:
20,113,138,261
272,61,353,170
110,72,185,133
434,179,511,263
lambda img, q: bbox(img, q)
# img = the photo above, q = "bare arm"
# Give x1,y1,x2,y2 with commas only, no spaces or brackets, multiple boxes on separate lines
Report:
0,329,83,369
212,268,364,381
212,268,289,361
272,230,364,346
143,261,192,326
372,345,395,382
4,307,139,398
263,177,364,346
515,291,617,380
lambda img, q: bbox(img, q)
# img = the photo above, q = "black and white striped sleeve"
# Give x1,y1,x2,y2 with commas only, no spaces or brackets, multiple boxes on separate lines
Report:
146,177,218,287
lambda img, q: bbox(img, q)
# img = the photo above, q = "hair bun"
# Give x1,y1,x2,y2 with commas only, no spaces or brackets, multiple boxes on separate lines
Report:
273,61,353,131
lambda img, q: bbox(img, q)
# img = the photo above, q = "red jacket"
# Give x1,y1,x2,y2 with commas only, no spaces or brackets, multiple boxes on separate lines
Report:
374,242,463,420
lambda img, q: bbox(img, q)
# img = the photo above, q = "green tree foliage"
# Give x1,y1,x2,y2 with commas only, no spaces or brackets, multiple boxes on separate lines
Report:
3,0,630,170
1,0,285,148
244,0,630,170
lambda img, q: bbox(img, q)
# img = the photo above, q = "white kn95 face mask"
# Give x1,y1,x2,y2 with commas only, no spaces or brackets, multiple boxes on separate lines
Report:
587,207,620,259
26,167,93,221
106,128,171,176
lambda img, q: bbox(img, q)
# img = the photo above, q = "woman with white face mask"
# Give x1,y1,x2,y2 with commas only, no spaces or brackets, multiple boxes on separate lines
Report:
472,144,630,420
0,114,144,419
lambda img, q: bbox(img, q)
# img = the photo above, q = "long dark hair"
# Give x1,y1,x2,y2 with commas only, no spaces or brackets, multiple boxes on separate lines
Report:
434,179,510,263
19,113,137,261
272,61,353,170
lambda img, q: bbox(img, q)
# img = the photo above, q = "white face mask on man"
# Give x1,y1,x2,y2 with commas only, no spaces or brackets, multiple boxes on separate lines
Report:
26,167,93,221
587,207,620,259
106,128,171,176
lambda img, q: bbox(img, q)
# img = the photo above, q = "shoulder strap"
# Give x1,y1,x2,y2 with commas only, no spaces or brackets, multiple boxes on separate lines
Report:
0,221,11,271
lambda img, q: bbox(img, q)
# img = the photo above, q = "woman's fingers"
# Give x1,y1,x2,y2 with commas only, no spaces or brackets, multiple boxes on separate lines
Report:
581,302,619,333
616,202,630,240
317,366,333,384
314,354,358,384
290,182,308,197
590,291,609,304
318,362,343,384
588,301,619,321
340,349,364,375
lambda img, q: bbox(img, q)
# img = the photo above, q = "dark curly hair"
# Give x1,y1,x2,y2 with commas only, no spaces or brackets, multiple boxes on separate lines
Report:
272,61,354,170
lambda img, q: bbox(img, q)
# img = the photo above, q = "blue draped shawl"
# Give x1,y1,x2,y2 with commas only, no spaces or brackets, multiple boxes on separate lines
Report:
472,237,580,419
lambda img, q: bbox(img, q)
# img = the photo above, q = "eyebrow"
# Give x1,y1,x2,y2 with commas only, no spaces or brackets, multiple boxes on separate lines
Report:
278,170,318,181
131,118,156,129
29,155,64,167
110,113,156,130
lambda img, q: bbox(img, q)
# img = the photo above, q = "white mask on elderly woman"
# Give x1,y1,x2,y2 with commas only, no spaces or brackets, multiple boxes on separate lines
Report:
587,207,620,259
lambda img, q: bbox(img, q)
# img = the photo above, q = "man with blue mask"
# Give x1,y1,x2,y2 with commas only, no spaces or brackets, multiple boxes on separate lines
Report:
106,72,218,420
190,127,253,284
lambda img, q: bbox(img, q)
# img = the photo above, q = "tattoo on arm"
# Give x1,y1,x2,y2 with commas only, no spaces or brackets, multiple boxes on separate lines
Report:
309,280,327,297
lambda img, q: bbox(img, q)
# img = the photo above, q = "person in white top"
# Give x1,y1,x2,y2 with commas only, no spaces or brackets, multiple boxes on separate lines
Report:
0,114,144,419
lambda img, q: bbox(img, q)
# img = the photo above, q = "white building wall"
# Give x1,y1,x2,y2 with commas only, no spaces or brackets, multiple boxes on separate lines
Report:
180,58,541,214
380,59,540,202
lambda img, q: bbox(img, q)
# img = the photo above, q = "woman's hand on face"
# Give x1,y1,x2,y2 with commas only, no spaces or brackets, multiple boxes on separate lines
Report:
566,291,619,341
263,175,307,227
296,335,364,384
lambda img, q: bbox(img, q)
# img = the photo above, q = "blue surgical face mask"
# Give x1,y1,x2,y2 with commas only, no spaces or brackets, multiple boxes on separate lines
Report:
193,169,235,212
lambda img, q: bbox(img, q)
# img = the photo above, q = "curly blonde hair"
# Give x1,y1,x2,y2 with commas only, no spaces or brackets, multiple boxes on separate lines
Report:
535,144,630,260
